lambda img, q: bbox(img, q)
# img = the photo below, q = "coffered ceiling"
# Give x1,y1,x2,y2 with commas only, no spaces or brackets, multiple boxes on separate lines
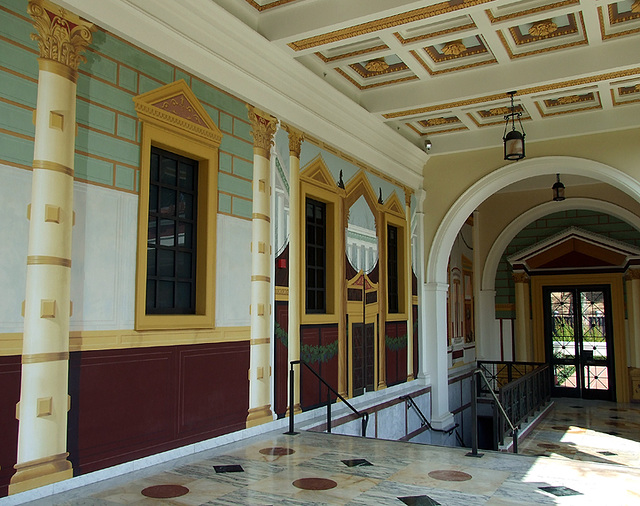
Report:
213,0,640,155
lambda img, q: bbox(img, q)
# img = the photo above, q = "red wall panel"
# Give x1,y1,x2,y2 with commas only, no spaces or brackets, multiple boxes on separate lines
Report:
0,356,20,497
68,341,249,475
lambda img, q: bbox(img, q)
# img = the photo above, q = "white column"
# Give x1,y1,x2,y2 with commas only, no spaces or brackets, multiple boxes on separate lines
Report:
246,106,278,428
414,189,427,381
423,282,455,430
405,190,414,380
478,289,501,360
282,123,303,412
10,1,94,495
513,270,531,362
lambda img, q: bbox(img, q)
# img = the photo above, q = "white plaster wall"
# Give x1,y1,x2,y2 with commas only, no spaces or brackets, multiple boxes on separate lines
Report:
71,182,137,330
0,165,30,332
215,214,251,327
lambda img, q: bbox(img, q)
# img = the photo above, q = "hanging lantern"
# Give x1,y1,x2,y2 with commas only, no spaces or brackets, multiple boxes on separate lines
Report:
503,91,526,161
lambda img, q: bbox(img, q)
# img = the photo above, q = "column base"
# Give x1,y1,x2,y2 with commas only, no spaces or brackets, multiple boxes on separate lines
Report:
285,403,302,417
9,452,72,495
407,374,415,381
246,405,273,428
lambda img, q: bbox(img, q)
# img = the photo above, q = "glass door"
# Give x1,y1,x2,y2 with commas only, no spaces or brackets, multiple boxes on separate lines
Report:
543,286,615,400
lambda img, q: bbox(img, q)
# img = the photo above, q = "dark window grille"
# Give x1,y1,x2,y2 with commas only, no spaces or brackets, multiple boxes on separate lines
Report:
388,224,399,314
146,147,198,314
305,198,326,314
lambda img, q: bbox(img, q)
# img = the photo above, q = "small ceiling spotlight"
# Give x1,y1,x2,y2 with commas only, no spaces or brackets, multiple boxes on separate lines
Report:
552,173,565,201
424,139,432,152
503,91,525,161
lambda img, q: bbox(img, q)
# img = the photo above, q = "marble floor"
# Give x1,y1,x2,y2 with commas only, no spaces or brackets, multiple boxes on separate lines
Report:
16,398,640,505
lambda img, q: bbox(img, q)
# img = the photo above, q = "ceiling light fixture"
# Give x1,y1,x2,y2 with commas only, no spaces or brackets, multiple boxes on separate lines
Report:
503,91,526,161
552,173,565,201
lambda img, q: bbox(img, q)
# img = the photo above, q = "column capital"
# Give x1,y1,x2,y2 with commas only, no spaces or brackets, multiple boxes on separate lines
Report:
512,270,530,283
625,267,640,280
247,105,278,159
404,187,413,208
282,123,304,158
415,188,426,213
28,0,95,75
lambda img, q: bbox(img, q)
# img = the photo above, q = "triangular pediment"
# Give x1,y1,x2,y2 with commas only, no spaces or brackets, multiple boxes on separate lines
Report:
345,170,379,213
300,155,338,192
508,226,640,272
383,192,406,218
133,79,222,146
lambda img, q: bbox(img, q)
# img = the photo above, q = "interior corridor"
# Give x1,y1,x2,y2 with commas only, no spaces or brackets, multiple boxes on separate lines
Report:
7,399,639,506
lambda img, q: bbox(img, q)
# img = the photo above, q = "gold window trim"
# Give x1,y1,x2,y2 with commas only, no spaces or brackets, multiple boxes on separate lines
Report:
133,80,222,331
299,156,343,325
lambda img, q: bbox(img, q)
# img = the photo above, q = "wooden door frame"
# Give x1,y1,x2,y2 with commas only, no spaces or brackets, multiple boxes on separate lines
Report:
531,272,629,402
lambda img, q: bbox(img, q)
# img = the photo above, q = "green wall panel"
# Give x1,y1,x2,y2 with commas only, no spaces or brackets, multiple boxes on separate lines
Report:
191,79,247,119
232,197,252,219
0,101,34,137
118,65,138,93
116,115,137,141
0,38,38,79
74,153,113,185
93,32,173,84
0,71,37,107
0,131,33,166
220,135,252,161
0,8,37,49
76,126,139,166
218,193,232,214
84,52,118,84
115,165,135,191
77,74,136,115
233,119,251,140
76,99,116,134
219,152,232,173
218,172,252,200
233,158,252,180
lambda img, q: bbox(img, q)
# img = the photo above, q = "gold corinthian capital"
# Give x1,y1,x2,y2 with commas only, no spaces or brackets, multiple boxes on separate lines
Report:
247,105,278,159
282,123,304,158
28,0,95,71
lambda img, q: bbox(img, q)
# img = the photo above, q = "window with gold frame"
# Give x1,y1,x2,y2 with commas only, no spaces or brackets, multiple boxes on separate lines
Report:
133,80,222,330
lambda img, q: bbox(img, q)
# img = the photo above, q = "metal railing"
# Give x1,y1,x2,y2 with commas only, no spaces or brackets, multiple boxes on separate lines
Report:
468,368,519,456
285,360,369,437
469,363,551,455
401,394,464,447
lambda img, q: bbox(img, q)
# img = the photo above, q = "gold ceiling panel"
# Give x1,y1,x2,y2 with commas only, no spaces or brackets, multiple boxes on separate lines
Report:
467,103,531,128
393,15,476,45
484,0,580,23
407,115,468,136
598,1,640,39
243,0,299,12
287,0,494,51
534,90,602,117
611,78,640,106
498,12,588,59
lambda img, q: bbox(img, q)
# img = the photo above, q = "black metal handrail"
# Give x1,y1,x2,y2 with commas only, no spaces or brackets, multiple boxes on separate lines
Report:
401,394,464,446
285,360,369,437
477,360,545,393
468,368,519,457
496,364,550,446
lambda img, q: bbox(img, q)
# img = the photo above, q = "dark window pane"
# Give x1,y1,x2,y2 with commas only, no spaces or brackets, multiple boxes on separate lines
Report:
157,281,174,309
157,249,175,277
148,217,158,245
160,188,176,216
146,279,155,311
160,157,177,186
176,282,192,309
147,248,156,276
150,153,159,182
159,219,175,246
179,192,193,219
178,223,193,247
178,161,195,190
147,147,198,315
177,251,192,279
149,185,158,213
